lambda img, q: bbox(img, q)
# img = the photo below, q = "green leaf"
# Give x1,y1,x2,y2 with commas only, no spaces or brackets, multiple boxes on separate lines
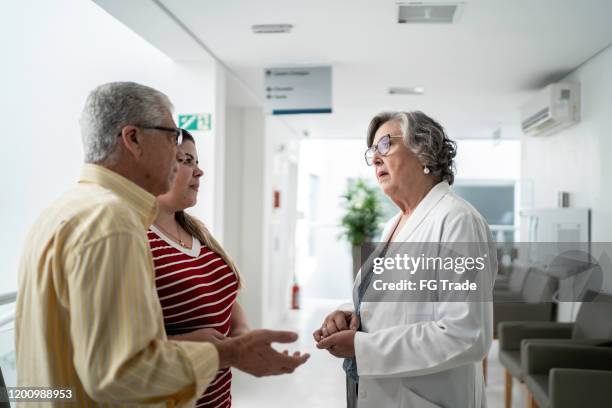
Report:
338,178,384,246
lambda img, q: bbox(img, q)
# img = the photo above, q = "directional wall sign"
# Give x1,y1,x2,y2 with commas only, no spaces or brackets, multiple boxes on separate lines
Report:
178,113,212,131
264,66,332,115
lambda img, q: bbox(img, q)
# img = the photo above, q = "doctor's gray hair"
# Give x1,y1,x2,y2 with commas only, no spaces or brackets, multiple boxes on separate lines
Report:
366,111,457,185
79,82,173,164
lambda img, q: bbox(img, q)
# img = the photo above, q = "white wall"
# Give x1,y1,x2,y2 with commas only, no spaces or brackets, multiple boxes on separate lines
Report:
262,117,301,327
454,139,521,181
222,106,246,267
0,0,218,293
521,44,612,295
211,64,228,242
295,139,373,302
221,106,302,328
222,106,267,328
521,45,612,242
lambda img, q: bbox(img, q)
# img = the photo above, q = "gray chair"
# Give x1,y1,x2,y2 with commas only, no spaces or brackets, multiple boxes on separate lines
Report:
522,343,612,408
498,290,612,408
493,261,530,294
493,266,558,338
484,266,557,385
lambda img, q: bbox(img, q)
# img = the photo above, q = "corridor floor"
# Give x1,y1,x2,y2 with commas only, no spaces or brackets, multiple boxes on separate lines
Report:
232,299,523,408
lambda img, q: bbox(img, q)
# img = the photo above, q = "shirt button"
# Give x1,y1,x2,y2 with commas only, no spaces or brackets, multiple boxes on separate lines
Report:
361,310,370,318
359,390,367,399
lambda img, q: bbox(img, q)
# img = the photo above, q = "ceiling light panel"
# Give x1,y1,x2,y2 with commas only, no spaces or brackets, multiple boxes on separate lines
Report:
388,87,425,95
251,24,293,34
397,2,464,24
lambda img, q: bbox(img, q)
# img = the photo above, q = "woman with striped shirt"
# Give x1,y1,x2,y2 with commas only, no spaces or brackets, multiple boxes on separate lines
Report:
148,130,248,408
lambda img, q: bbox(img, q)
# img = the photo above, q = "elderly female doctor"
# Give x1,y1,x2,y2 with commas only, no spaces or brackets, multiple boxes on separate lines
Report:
314,111,497,408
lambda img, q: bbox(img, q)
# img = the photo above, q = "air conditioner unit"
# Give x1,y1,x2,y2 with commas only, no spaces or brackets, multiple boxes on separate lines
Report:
520,82,580,137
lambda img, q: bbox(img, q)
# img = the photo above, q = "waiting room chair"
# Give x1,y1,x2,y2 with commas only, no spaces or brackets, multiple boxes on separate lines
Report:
522,343,612,408
493,266,558,338
498,290,612,408
494,260,530,293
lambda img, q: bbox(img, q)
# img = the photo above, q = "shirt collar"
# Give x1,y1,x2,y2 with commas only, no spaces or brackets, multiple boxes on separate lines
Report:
78,164,158,229
421,180,450,207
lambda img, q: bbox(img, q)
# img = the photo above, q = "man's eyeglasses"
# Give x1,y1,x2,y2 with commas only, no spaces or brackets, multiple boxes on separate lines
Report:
117,125,185,146
364,134,403,166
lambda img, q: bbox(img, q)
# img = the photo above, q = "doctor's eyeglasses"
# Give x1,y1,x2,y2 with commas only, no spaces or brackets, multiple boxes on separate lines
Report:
364,134,404,166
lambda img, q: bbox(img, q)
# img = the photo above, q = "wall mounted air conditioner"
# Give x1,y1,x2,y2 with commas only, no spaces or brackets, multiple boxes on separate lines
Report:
520,82,580,137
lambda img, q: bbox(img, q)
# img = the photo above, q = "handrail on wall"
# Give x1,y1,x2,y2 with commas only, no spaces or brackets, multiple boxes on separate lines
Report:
0,291,17,328
0,291,17,306
0,311,15,328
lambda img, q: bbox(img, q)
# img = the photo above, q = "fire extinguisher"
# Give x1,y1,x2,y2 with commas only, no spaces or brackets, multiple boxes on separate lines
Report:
291,275,300,310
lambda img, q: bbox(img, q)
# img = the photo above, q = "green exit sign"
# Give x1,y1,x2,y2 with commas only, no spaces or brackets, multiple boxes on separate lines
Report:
178,113,212,131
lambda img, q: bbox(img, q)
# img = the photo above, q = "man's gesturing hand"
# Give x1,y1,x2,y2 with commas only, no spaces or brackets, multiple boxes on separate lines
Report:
216,329,310,377
313,310,359,342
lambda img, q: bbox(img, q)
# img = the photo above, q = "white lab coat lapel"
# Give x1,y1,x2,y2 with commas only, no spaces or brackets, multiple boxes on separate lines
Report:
391,181,451,243
352,182,451,302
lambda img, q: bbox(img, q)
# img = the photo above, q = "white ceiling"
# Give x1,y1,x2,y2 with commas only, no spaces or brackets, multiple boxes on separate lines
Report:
122,0,612,139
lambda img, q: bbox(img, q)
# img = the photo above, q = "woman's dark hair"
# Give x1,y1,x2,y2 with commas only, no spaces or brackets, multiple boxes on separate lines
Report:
174,130,242,286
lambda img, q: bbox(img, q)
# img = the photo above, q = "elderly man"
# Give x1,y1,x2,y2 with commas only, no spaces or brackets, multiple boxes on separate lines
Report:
15,82,308,407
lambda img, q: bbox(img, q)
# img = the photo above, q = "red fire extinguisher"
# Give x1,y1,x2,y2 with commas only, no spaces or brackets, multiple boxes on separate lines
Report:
291,275,300,310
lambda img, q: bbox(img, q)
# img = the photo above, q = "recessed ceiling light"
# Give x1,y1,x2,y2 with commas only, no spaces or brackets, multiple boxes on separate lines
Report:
396,2,465,24
388,87,425,95
252,24,293,34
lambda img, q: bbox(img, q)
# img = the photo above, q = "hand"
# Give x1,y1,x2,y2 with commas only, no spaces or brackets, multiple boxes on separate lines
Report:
313,310,359,342
169,328,227,344
216,329,310,377
229,327,249,337
316,330,356,358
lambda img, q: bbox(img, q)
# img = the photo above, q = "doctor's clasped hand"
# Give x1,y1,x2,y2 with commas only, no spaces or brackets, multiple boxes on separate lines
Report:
313,310,359,358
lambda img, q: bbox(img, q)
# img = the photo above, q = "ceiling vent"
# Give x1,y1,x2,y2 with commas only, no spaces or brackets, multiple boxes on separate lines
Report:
397,2,464,24
388,87,425,95
252,24,293,34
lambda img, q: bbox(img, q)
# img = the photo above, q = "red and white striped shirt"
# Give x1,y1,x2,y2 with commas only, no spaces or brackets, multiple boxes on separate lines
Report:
148,225,238,408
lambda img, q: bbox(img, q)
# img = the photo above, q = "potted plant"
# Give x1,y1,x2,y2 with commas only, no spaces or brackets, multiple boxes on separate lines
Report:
339,179,384,278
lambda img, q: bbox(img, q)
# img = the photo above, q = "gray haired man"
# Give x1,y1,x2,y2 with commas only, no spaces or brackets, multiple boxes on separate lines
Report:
16,82,309,407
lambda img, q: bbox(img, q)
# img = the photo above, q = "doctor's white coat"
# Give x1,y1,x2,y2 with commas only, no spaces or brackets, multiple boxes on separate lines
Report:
350,181,497,408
